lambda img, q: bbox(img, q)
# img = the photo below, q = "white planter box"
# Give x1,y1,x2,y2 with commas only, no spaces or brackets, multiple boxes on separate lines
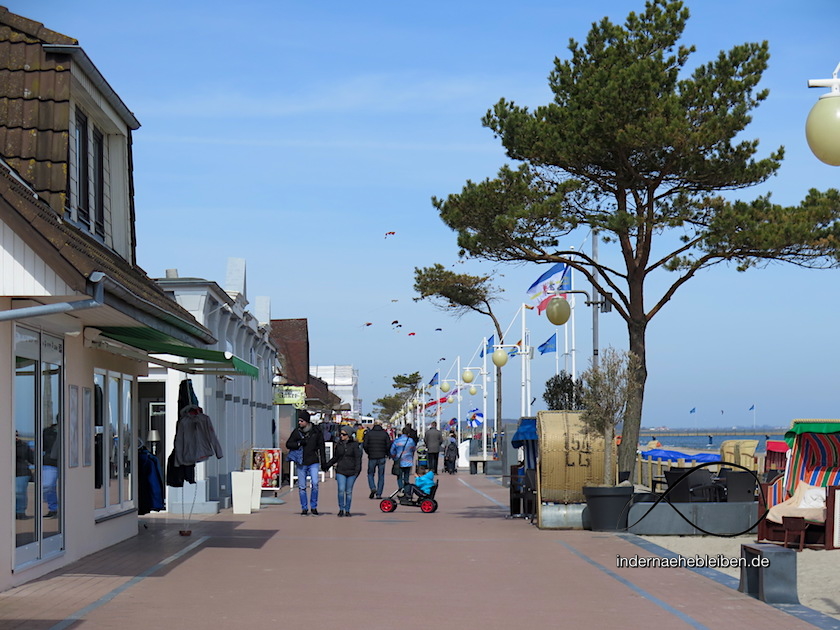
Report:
231,471,253,514
249,469,262,510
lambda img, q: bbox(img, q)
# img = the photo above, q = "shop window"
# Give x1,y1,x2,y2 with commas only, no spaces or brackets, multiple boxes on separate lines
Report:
93,370,135,518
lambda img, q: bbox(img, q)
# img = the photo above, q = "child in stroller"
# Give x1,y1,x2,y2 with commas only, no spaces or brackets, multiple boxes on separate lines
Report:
443,435,458,474
379,465,438,513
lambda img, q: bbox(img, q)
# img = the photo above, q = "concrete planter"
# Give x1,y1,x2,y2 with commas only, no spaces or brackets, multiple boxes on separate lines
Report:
583,485,634,531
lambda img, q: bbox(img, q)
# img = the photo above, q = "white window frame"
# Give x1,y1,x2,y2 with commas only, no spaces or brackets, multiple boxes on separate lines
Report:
93,369,136,520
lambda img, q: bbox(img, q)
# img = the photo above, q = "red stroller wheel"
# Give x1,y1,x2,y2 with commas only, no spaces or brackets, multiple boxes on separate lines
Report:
419,498,436,513
379,498,397,513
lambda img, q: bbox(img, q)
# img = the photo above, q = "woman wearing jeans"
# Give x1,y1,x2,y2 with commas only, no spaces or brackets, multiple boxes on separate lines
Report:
323,427,362,517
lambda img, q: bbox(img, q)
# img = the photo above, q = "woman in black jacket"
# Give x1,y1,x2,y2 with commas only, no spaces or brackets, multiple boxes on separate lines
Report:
324,427,362,517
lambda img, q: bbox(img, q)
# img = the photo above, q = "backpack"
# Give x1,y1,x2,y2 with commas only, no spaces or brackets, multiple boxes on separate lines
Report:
444,441,458,460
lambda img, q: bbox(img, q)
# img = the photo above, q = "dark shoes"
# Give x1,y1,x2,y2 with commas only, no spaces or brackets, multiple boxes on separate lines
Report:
338,510,345,517
300,509,309,515
45,511,57,518
369,490,376,499
345,512,352,517
15,513,31,520
310,509,319,516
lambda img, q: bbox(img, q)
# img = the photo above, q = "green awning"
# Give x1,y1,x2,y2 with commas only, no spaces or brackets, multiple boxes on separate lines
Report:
96,327,260,378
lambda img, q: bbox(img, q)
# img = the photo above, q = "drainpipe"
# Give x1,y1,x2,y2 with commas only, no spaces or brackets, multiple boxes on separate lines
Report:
0,272,106,322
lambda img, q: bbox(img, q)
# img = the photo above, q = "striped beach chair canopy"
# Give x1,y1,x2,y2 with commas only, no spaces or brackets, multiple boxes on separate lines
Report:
783,419,840,498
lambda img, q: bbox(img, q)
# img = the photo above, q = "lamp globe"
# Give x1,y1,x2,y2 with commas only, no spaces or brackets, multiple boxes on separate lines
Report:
546,297,571,326
491,348,509,367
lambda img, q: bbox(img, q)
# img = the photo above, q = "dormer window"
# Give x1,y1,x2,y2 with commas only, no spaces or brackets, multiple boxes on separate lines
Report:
71,109,105,239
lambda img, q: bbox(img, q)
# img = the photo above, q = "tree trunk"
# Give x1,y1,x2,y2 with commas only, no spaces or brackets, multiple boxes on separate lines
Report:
604,425,615,485
617,318,647,476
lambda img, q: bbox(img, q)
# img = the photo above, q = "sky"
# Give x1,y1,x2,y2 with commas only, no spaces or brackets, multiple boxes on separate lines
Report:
8,0,840,429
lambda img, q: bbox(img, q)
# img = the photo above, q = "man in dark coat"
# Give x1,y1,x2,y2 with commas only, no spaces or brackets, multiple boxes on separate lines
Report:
285,413,327,515
362,420,392,499
424,421,443,473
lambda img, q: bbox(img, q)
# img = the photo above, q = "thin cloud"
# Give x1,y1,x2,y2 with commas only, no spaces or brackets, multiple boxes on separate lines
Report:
130,73,541,118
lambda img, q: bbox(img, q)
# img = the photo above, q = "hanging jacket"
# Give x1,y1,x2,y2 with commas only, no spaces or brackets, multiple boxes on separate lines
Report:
138,448,165,514
172,405,224,466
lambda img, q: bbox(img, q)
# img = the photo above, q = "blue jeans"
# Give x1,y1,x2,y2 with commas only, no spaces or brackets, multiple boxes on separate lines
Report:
367,458,386,497
42,465,58,512
397,466,411,490
15,476,29,514
336,473,358,512
297,463,320,510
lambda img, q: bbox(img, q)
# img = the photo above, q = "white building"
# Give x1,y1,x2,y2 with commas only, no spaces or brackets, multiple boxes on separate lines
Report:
143,260,279,512
311,365,361,419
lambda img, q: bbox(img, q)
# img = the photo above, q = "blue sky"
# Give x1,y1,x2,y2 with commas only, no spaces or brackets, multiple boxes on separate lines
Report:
10,0,840,428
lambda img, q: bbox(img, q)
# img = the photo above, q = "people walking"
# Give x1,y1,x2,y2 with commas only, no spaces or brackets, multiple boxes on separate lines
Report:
285,413,327,515
323,427,362,517
390,426,416,492
444,431,458,474
423,421,443,473
363,419,392,499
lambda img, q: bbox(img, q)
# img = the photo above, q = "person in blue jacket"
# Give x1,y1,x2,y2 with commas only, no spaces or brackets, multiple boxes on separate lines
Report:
402,465,435,500
390,426,416,491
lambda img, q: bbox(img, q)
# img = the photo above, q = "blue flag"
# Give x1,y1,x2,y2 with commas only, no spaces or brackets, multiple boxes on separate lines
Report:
538,333,557,355
428,372,439,387
480,335,495,358
527,263,570,298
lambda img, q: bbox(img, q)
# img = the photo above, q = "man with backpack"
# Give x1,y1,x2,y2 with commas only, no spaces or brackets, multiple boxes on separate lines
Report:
363,419,392,499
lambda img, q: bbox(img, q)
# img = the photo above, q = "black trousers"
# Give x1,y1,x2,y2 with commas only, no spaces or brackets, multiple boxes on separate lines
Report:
427,452,440,472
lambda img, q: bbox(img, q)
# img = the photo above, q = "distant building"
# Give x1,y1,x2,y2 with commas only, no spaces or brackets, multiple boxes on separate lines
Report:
311,365,361,419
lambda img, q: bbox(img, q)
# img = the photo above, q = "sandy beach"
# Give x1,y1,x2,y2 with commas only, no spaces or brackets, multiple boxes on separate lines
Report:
642,535,840,621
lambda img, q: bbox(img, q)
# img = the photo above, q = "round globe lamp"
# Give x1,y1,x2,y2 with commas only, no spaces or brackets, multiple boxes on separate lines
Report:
806,95,840,165
440,381,451,393
491,348,509,367
469,386,477,396
545,297,571,326
462,369,474,384
447,396,454,404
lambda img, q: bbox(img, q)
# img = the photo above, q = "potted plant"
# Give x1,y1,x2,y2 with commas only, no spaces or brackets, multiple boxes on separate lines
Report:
579,347,641,531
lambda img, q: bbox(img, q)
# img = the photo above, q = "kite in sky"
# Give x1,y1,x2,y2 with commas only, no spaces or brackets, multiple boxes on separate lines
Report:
408,332,416,336
384,231,395,238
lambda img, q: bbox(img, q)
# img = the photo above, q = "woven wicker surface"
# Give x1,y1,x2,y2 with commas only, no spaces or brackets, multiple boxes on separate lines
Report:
537,410,612,503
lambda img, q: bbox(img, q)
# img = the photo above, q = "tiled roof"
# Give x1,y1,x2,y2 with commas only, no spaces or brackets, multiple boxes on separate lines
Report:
269,318,310,385
0,7,76,213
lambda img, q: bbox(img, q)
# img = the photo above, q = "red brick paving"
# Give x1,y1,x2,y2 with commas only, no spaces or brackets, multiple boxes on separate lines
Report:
0,473,826,629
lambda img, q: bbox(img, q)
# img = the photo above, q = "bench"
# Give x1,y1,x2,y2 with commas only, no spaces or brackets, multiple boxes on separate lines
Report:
738,543,799,605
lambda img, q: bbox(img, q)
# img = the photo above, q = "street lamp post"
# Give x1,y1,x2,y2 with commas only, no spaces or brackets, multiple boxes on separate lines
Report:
462,356,489,460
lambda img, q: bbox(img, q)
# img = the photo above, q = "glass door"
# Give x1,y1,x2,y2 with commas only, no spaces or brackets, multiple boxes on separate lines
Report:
14,328,64,566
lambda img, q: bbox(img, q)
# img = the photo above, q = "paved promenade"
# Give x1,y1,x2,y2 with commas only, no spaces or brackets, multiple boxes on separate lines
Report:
1,472,837,629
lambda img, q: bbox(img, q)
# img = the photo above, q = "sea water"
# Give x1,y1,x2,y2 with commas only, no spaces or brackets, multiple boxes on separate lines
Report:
643,433,786,453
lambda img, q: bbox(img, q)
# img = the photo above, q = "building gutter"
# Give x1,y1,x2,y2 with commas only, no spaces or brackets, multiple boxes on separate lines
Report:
0,272,105,322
